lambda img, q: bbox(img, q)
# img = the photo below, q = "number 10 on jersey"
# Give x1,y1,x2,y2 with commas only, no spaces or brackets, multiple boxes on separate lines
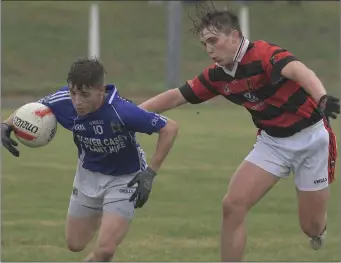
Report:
93,125,103,135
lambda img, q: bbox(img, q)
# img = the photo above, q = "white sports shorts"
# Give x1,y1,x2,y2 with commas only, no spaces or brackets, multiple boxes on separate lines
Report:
67,161,137,220
245,119,337,191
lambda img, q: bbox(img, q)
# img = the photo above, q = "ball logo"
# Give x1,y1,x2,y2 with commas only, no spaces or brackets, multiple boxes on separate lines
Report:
13,116,39,134
13,102,57,147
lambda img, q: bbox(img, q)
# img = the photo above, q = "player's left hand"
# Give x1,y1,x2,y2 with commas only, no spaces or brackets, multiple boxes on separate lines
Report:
1,123,19,157
127,167,157,208
318,95,340,122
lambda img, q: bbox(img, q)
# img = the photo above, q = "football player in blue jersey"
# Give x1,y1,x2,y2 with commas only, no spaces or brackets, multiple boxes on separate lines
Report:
1,58,179,262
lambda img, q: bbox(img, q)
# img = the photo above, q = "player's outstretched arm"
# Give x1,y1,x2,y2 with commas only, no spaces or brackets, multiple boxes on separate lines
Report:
139,88,188,114
1,111,19,157
140,67,220,113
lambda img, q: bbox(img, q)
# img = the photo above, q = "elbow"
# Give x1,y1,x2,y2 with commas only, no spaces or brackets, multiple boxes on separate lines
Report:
167,119,179,137
162,118,179,138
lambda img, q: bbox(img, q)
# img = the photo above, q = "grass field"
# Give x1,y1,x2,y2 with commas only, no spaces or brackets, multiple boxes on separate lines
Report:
2,1,340,261
2,106,340,262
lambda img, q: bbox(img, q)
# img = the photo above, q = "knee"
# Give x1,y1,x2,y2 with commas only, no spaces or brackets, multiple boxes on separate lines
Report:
222,194,248,220
300,218,326,237
66,238,86,252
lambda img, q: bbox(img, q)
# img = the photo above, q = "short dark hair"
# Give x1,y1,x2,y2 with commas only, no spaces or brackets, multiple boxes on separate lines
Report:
67,57,106,90
190,2,242,37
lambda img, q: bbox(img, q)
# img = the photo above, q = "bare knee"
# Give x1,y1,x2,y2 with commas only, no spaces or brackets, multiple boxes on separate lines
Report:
222,194,248,220
65,225,94,252
297,189,328,237
222,161,279,222
300,217,326,237
65,214,101,253
66,239,86,252
90,212,130,262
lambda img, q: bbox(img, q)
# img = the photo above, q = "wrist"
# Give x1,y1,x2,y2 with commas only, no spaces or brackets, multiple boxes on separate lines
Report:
146,166,157,177
318,95,328,112
1,123,12,131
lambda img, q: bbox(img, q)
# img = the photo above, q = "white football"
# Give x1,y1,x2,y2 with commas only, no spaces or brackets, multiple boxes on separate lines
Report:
12,102,57,148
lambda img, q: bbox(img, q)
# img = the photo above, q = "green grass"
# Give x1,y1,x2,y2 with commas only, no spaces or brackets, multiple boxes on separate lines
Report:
2,1,340,260
2,106,340,262
2,1,339,97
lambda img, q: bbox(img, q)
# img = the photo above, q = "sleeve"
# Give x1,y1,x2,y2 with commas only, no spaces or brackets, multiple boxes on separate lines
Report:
37,88,70,108
37,94,53,107
117,100,168,135
37,88,75,130
262,43,299,84
178,66,220,104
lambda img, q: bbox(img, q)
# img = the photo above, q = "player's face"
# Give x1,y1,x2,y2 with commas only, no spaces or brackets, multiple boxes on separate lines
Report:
69,84,106,116
200,26,240,67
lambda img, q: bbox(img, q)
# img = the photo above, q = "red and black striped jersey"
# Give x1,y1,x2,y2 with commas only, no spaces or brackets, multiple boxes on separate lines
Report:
179,39,323,137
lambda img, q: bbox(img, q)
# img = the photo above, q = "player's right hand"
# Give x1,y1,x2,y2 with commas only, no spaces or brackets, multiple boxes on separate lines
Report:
1,123,19,157
127,166,156,208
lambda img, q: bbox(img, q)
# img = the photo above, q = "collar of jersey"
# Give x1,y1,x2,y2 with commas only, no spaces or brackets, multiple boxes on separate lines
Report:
215,37,250,76
105,84,116,91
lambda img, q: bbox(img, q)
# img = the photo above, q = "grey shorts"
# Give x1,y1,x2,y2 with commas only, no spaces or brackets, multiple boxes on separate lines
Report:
67,161,137,220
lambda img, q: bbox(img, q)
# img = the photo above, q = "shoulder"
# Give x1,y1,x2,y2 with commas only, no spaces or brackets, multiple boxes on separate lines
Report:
252,40,279,49
105,84,135,106
109,96,136,113
106,84,134,107
251,40,288,56
107,92,138,121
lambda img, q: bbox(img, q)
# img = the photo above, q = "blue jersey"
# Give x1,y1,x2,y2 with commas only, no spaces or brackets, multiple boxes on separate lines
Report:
38,84,167,176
